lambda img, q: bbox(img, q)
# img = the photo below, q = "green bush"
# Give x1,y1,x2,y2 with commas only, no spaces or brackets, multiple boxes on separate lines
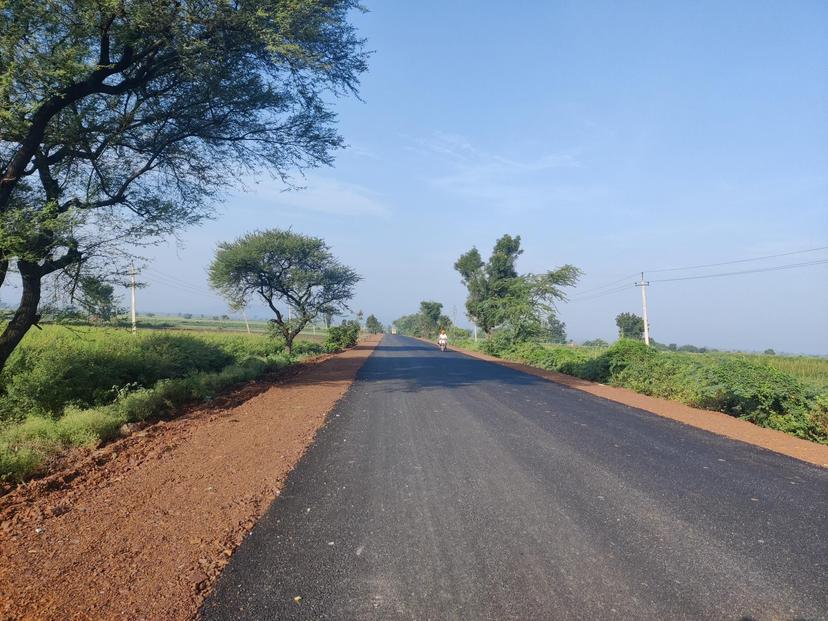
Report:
0,354,292,482
0,327,292,423
325,322,359,352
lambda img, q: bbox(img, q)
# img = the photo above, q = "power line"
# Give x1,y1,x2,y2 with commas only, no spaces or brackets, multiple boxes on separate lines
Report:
649,259,828,283
141,267,218,298
646,245,828,274
568,284,633,303
570,272,639,297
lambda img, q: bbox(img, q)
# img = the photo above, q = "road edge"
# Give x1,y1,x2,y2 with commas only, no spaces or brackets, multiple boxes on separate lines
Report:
417,337,828,468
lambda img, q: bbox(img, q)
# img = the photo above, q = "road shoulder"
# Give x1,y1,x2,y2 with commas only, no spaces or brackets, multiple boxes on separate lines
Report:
446,341,828,468
0,336,381,621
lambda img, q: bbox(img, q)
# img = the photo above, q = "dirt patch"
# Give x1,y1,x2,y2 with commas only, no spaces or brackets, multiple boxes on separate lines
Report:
0,337,380,621
450,343,828,469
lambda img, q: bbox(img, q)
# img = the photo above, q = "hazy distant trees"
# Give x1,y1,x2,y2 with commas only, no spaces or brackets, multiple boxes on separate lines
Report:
615,312,645,340
77,277,120,322
545,314,567,344
394,301,453,338
365,315,384,334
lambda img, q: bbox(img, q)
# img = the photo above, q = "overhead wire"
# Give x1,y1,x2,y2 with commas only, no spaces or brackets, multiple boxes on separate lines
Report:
645,245,828,274
649,259,828,283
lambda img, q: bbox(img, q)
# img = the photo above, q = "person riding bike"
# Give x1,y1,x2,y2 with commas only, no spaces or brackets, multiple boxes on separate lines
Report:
437,328,448,351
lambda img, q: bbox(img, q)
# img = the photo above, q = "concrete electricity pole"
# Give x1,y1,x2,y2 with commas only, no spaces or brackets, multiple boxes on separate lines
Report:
242,308,251,334
636,272,650,346
130,265,137,334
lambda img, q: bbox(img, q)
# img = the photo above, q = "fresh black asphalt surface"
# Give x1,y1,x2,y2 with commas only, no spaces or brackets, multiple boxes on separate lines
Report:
201,335,828,620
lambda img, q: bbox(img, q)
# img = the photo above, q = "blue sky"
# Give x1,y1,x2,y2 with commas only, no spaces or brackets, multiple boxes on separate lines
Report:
92,2,828,352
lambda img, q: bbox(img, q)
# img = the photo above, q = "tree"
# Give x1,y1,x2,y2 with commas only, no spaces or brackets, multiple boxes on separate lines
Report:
322,307,337,329
583,338,609,347
356,310,364,328
615,312,645,340
393,301,453,338
455,234,580,342
545,314,567,344
365,314,383,334
76,276,120,322
209,229,360,354
0,1,368,372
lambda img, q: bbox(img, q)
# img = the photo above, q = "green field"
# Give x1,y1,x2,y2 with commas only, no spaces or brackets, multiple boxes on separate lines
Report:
133,313,331,337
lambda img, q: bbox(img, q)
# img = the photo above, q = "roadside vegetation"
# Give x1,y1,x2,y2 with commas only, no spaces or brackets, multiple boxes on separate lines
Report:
435,233,828,445
453,337,828,444
0,321,372,483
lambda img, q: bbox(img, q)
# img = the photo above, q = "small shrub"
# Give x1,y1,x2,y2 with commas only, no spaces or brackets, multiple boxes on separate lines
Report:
325,322,359,352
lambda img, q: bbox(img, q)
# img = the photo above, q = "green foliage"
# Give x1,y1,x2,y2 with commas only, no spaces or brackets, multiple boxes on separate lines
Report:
365,314,384,334
582,338,609,348
545,314,567,344
454,234,580,347
0,323,322,480
0,326,283,423
615,312,645,340
77,277,121,321
477,337,828,444
210,229,361,353
394,301,453,339
324,321,360,352
0,0,368,372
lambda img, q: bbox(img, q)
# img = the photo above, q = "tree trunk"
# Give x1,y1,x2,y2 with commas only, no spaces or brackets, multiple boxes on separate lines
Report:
0,261,42,373
0,258,8,289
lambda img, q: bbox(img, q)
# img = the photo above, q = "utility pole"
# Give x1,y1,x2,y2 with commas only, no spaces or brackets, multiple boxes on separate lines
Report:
242,308,251,334
130,264,137,334
473,323,478,343
636,272,650,346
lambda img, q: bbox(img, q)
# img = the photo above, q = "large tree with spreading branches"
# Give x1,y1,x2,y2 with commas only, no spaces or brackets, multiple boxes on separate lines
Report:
0,0,367,371
209,229,360,354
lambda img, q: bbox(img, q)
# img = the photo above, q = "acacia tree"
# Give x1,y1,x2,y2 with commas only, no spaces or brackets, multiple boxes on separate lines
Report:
455,234,580,342
209,229,360,354
0,0,367,371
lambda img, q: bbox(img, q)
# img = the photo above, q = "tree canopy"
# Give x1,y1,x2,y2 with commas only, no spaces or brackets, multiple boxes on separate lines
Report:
615,312,645,340
209,229,360,353
0,0,367,370
365,314,383,334
455,234,580,343
394,301,452,339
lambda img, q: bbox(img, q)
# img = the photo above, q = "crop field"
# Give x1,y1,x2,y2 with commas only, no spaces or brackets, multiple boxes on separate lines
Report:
0,324,335,482
134,313,331,337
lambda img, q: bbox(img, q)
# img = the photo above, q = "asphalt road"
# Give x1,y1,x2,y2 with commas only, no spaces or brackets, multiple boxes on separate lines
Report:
201,335,828,620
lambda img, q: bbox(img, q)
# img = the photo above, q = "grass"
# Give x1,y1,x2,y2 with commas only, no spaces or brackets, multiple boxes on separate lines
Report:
0,324,331,482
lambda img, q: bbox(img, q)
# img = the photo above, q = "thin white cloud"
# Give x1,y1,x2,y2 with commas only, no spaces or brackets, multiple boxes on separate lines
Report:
247,176,391,218
411,132,596,212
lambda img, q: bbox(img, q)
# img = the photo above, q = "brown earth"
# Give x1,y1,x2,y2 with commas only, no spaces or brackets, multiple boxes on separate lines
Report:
449,342,828,469
0,337,380,621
